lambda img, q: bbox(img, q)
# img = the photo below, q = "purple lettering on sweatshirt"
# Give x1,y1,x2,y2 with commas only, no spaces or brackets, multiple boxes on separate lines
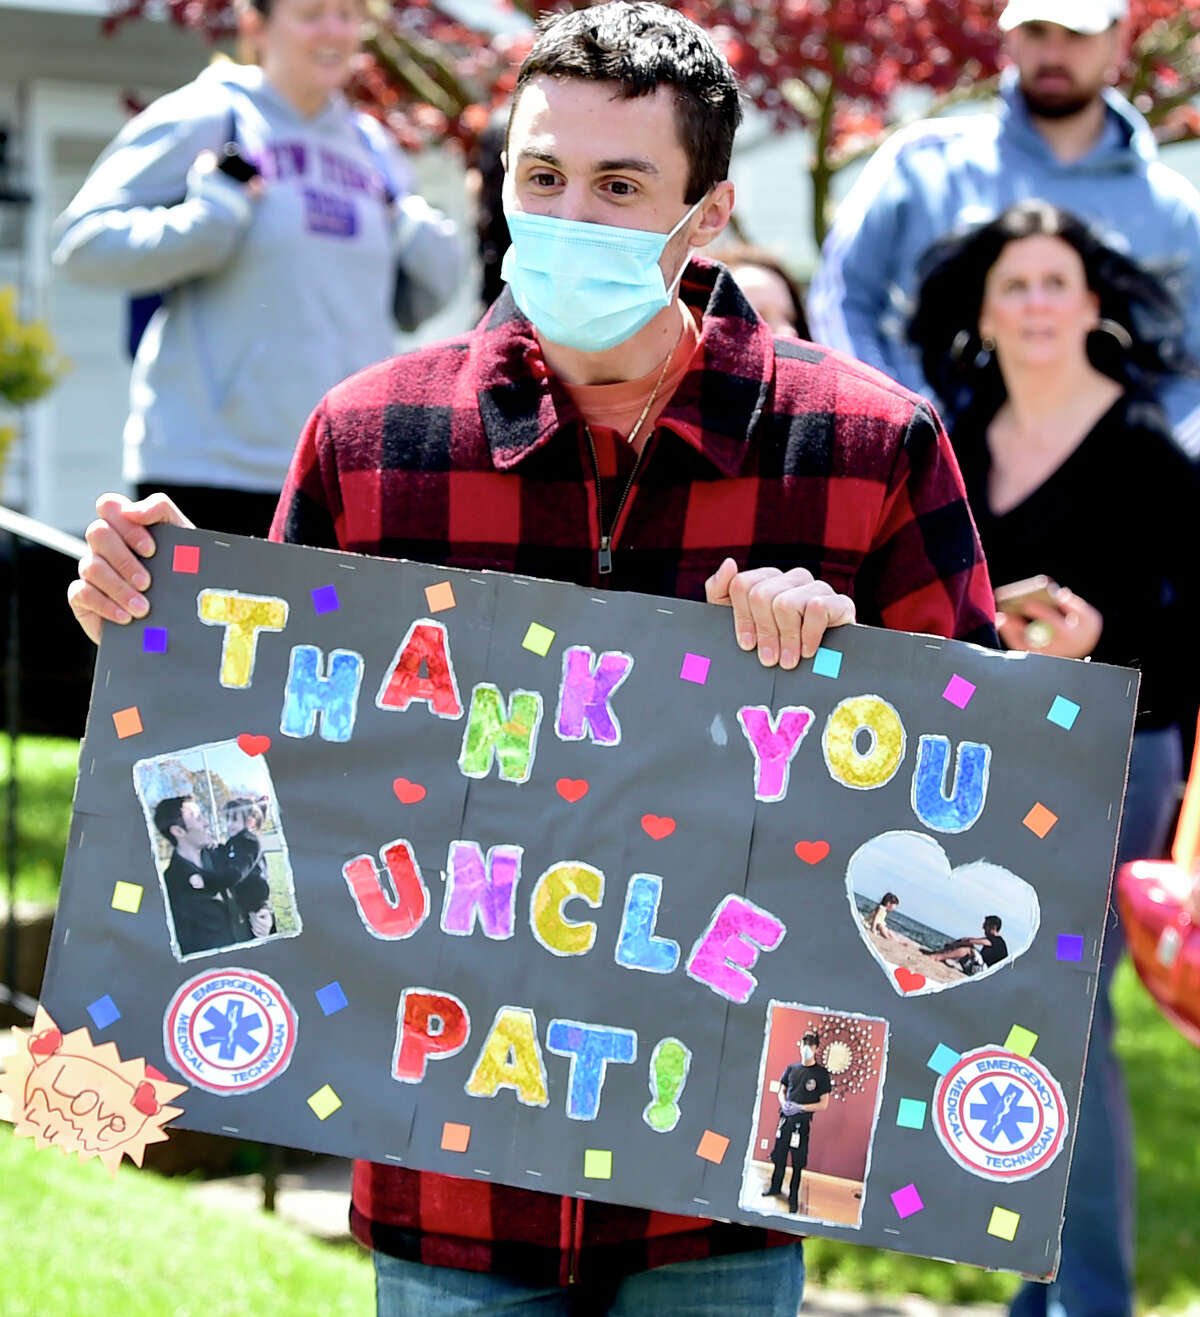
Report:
303,189,358,238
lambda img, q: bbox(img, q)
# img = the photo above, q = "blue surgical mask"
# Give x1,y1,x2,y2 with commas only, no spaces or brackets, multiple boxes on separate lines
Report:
500,198,705,352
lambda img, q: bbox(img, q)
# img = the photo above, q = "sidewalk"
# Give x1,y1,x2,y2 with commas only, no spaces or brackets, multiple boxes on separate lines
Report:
187,1157,1007,1317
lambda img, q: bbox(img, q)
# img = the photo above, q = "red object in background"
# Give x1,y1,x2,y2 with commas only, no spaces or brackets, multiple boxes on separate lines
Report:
1116,719,1200,1048
1117,860,1200,1047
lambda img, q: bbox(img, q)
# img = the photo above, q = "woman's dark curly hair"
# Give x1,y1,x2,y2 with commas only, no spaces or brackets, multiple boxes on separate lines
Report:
907,200,1192,427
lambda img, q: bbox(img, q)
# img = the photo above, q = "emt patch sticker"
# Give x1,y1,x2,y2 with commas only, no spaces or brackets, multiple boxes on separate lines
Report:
164,968,297,1095
933,1046,1068,1181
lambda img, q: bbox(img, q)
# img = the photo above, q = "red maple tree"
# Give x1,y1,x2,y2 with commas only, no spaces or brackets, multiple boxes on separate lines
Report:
105,0,1200,244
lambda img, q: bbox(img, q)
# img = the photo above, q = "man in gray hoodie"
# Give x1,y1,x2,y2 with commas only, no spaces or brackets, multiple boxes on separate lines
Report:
808,0,1200,458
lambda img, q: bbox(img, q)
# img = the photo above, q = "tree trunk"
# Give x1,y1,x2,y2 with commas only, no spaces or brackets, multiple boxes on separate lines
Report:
809,61,840,252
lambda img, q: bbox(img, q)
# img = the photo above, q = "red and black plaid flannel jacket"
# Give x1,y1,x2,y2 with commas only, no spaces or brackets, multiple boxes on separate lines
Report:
271,259,997,1287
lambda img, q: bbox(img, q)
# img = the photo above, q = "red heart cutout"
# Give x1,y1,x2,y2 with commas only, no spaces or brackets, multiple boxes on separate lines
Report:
556,778,589,804
237,733,271,757
131,1081,160,1116
393,777,426,805
794,841,831,865
895,967,927,993
641,814,676,841
29,1027,62,1057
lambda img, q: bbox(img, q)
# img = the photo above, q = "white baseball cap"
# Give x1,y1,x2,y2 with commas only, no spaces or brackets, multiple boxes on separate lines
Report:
999,0,1127,34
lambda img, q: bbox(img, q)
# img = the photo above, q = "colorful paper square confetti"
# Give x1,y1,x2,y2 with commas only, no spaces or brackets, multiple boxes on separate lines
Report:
1004,1025,1039,1057
988,1207,1021,1241
891,1184,924,1218
522,622,556,656
307,1085,342,1120
1023,803,1058,838
172,544,200,574
112,706,143,739
679,653,711,685
811,647,843,679
441,1122,471,1153
87,995,120,1030
942,674,976,709
696,1130,729,1163
111,882,143,914
425,581,456,613
1056,934,1084,962
315,981,348,1015
142,627,168,654
583,1148,612,1180
311,584,340,615
1047,696,1080,730
927,1043,960,1075
896,1098,927,1130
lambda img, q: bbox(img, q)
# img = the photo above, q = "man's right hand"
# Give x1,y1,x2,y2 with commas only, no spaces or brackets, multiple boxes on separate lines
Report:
68,492,193,644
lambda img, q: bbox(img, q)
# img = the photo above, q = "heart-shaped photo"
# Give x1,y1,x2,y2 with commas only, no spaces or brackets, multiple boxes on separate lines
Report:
845,830,1040,996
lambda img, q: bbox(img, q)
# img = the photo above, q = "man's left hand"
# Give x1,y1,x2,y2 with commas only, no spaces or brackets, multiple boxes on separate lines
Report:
705,559,855,668
249,909,273,939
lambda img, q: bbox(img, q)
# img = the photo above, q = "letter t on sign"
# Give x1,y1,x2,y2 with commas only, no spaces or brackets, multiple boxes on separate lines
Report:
198,590,289,689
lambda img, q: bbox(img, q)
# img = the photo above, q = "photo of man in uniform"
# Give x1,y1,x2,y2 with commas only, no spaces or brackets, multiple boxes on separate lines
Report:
153,793,272,957
764,1030,832,1214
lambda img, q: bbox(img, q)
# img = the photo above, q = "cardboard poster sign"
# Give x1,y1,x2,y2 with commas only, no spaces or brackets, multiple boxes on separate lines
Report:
38,527,1137,1276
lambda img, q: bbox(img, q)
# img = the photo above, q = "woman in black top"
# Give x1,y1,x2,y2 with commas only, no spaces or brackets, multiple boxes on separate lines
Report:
909,199,1200,1317
910,199,1197,711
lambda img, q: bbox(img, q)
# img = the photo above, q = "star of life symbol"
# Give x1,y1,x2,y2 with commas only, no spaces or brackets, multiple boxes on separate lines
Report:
200,998,263,1062
973,1080,1035,1143
933,1047,1068,1181
164,968,297,1095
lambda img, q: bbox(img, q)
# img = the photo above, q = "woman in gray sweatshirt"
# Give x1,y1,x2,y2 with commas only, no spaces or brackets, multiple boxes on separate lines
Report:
52,0,462,536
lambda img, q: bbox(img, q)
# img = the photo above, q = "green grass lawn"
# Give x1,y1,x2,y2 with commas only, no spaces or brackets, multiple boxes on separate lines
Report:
0,1133,374,1317
0,735,78,908
3,737,1198,1310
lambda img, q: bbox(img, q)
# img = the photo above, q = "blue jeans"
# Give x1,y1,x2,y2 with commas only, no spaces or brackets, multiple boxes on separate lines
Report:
374,1243,806,1316
1011,726,1182,1317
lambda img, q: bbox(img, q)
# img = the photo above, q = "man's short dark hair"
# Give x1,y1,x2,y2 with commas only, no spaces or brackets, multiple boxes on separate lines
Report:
154,795,192,845
512,2,743,203
984,915,1002,934
801,1030,820,1047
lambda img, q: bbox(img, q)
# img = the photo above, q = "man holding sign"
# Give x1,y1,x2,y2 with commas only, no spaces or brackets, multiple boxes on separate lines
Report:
69,4,996,1312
